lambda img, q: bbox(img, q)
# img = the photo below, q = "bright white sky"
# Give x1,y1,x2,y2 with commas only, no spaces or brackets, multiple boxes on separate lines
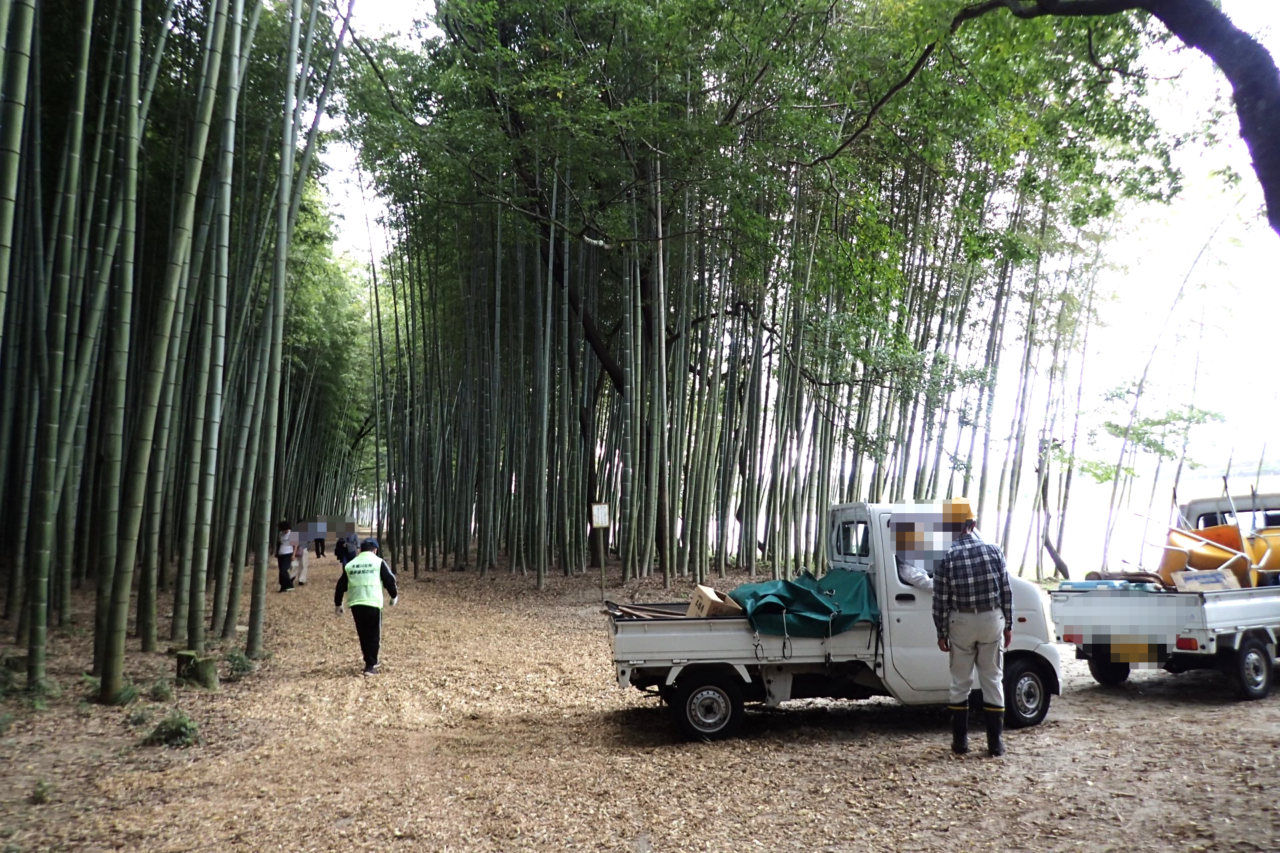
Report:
322,1,1280,571
1088,2,1279,471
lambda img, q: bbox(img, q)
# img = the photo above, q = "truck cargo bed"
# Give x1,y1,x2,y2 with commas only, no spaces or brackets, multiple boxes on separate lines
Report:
609,601,878,667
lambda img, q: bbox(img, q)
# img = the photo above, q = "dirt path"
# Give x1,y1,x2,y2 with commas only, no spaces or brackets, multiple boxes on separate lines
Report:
3,557,1279,852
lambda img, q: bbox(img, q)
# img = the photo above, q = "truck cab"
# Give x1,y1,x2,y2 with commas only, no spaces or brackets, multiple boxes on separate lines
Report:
828,503,1061,718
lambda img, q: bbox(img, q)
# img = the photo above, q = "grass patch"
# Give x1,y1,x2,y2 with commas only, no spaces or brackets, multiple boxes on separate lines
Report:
149,678,174,702
17,677,64,713
127,705,154,728
106,682,140,706
224,648,255,680
29,679,62,701
27,779,53,805
143,709,201,748
0,666,19,698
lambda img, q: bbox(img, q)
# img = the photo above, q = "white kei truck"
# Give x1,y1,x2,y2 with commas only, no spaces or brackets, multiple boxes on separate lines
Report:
1051,493,1280,700
606,502,1063,740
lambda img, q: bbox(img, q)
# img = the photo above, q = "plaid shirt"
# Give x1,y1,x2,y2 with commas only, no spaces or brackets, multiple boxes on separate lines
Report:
932,532,1012,639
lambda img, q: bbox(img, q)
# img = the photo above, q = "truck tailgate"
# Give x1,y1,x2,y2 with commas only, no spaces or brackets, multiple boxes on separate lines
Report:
1051,585,1280,659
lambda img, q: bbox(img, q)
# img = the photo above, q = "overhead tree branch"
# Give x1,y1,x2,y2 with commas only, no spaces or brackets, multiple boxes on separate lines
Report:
350,30,429,130
803,0,1280,236
957,0,1280,236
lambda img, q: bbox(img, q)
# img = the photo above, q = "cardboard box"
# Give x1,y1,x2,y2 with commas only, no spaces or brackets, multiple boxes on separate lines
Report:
686,584,743,618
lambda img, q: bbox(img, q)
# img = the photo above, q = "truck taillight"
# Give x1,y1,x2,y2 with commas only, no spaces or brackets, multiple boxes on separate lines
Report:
1063,633,1083,645
1176,636,1199,651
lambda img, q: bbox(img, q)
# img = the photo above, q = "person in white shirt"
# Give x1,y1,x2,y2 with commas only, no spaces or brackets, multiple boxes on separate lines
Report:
894,521,934,591
277,520,297,592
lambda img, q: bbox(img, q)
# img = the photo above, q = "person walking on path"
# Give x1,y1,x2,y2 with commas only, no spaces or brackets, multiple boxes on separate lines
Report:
294,534,311,586
932,499,1011,757
313,516,326,558
338,519,359,567
277,521,297,592
334,538,399,676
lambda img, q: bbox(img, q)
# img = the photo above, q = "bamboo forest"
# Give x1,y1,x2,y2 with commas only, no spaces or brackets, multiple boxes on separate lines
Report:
1,1,1279,849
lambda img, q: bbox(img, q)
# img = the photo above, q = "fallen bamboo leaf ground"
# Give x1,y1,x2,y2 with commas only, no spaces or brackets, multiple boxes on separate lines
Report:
2,553,1279,852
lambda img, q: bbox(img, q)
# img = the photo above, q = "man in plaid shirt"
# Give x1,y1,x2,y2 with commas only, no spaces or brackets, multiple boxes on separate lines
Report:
933,499,1011,756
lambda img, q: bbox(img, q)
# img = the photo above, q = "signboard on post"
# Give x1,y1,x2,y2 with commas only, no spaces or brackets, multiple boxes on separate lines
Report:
591,504,610,600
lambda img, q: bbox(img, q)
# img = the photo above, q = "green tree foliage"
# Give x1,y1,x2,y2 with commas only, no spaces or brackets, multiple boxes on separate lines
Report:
342,0,1189,581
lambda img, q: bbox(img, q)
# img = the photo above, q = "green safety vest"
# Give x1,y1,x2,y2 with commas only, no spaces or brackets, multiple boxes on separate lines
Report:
343,552,384,609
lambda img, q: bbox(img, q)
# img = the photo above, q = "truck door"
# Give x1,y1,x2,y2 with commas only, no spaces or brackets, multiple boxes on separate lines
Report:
879,511,953,693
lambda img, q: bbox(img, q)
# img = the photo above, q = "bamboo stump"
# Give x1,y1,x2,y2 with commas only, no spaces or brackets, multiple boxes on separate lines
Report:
176,651,220,691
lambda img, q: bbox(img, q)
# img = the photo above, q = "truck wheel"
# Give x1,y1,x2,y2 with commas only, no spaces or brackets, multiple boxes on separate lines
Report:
1087,657,1131,687
1004,657,1051,729
672,672,744,740
1230,638,1273,701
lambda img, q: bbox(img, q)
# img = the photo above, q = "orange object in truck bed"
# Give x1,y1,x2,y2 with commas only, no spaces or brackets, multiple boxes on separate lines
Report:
1158,524,1253,588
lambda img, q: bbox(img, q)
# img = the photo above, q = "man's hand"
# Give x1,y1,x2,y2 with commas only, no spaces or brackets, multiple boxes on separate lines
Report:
335,605,343,617
1003,629,1012,649
937,637,950,653
390,596,399,607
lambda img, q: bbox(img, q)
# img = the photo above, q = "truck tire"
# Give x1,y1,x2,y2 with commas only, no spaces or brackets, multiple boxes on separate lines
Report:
1088,657,1131,687
1230,637,1274,701
672,672,744,740
1004,657,1051,729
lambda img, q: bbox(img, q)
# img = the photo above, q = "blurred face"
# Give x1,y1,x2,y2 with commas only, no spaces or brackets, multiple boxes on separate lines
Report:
895,526,920,551
892,507,959,571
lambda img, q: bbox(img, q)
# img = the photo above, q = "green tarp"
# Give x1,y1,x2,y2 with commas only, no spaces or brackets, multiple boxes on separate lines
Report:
727,569,880,638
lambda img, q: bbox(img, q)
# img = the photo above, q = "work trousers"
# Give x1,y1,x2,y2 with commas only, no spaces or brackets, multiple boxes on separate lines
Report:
947,609,1005,707
276,553,294,591
351,605,382,668
314,538,326,558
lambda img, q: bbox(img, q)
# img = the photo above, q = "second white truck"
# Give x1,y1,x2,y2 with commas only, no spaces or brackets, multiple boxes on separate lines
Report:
607,501,1062,739
1051,493,1280,700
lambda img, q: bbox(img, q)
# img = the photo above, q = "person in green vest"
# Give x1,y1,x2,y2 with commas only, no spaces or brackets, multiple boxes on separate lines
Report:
334,538,399,676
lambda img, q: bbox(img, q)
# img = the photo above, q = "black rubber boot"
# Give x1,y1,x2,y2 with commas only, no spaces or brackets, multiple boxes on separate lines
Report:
948,704,969,754
985,707,1005,757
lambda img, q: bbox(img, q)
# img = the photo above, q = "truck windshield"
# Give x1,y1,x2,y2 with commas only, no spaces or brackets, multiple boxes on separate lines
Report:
1196,509,1280,530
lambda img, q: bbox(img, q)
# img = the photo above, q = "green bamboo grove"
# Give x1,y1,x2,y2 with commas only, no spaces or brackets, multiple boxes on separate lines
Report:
0,0,1222,697
342,0,1186,590
0,0,372,699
